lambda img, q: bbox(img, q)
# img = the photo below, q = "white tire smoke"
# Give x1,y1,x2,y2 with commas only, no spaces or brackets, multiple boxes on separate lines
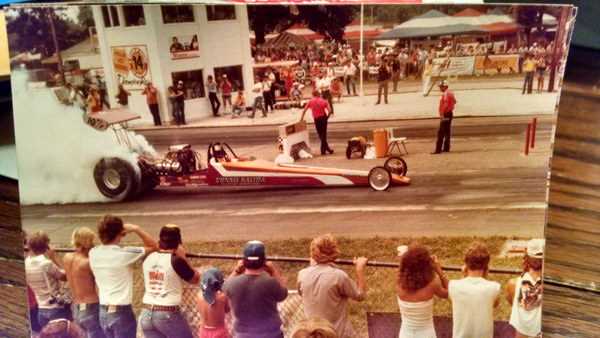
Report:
12,70,156,205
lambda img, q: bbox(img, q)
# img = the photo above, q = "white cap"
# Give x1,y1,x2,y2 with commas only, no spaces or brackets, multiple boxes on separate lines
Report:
527,238,545,259
397,245,408,257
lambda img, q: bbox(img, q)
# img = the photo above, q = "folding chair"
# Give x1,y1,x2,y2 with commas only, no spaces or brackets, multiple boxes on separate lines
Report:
386,127,408,155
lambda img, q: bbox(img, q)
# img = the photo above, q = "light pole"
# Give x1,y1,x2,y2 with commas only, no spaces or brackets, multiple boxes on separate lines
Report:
548,6,570,93
47,7,64,84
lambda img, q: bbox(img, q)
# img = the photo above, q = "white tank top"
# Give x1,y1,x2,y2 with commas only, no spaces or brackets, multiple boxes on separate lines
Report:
142,252,184,306
397,297,436,338
509,272,543,337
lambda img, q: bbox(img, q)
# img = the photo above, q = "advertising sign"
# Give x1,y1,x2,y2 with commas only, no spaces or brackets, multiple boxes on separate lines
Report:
111,45,151,90
432,56,475,77
474,54,519,75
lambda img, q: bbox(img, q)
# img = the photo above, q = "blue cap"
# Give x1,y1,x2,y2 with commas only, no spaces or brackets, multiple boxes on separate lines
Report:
200,267,224,306
243,240,266,269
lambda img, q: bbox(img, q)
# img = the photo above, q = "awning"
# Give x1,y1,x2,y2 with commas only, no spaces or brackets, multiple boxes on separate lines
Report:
263,32,312,48
377,24,486,40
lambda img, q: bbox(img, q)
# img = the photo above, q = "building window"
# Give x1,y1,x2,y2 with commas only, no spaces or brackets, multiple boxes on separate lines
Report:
171,70,205,99
206,5,236,21
161,5,194,24
101,5,120,27
123,5,145,27
214,65,244,90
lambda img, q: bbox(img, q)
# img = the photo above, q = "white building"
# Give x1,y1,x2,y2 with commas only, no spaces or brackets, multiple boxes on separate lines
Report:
92,4,254,125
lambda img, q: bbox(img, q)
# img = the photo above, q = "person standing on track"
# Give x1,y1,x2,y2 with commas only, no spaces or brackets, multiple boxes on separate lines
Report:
300,90,334,156
432,80,456,154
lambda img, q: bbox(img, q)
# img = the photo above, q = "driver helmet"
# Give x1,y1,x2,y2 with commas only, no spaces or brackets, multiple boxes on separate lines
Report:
213,143,227,160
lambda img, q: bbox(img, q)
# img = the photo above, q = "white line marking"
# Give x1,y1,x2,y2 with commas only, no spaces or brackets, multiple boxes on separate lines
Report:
47,202,547,219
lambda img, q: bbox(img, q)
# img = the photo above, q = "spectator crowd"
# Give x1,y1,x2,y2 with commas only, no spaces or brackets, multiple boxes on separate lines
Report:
26,215,545,338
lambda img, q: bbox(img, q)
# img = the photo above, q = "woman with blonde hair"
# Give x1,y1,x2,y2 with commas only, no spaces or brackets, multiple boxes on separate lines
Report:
292,317,338,338
396,244,448,338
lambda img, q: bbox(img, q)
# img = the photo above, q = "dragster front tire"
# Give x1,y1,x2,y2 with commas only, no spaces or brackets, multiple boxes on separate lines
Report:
94,157,141,201
368,166,392,191
384,156,408,176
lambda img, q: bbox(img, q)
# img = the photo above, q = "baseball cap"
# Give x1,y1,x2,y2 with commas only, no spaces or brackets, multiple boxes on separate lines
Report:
200,267,224,306
527,238,545,259
159,224,182,249
243,240,266,269
439,80,449,87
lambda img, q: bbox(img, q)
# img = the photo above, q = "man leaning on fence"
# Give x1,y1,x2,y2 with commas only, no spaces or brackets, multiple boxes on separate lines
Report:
297,234,368,338
139,224,200,338
223,240,288,338
448,242,500,338
63,227,106,338
25,231,69,329
89,215,158,338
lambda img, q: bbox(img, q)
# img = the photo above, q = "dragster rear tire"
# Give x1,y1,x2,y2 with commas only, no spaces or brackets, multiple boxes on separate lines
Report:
94,157,141,201
368,166,392,191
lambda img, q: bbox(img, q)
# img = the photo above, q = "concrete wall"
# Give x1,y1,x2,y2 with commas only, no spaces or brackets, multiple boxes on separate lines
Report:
93,4,253,125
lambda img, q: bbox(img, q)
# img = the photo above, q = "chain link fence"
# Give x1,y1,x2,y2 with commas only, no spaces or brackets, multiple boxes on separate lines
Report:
177,283,305,338
50,249,520,338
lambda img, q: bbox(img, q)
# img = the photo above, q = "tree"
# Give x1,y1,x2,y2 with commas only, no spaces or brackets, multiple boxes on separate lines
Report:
513,6,544,46
6,7,87,56
77,6,95,29
248,5,359,44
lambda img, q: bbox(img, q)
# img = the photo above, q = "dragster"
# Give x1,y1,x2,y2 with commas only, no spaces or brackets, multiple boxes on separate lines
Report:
86,108,410,201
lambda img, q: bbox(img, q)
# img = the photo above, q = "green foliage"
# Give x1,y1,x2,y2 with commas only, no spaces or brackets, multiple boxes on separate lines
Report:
248,5,359,44
6,7,88,56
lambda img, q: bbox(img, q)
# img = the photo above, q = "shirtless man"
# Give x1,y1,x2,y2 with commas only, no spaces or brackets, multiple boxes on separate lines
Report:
63,228,105,338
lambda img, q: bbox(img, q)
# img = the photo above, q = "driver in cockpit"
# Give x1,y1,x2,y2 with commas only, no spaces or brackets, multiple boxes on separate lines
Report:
212,143,231,162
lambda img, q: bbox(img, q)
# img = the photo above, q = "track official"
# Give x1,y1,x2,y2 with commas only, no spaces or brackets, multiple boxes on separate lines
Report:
432,80,456,154
300,90,333,156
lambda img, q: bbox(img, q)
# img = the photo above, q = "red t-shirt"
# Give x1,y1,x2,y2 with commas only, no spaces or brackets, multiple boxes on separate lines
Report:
221,81,232,95
306,97,329,119
439,90,456,116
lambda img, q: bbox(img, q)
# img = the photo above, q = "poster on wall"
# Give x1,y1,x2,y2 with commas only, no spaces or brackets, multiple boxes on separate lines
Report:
111,45,151,90
169,34,200,60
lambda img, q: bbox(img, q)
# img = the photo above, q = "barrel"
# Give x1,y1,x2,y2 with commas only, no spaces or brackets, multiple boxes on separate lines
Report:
373,129,388,158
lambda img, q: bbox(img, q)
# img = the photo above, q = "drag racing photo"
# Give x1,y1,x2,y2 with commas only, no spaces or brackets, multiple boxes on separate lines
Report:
7,3,575,338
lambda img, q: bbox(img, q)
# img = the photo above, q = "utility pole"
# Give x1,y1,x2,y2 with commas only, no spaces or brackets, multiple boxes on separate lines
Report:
47,7,64,84
548,6,570,93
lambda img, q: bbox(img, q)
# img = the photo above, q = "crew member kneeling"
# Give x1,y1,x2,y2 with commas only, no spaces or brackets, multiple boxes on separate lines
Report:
140,224,200,338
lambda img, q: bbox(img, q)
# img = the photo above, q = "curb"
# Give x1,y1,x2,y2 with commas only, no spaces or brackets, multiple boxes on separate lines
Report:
131,113,556,132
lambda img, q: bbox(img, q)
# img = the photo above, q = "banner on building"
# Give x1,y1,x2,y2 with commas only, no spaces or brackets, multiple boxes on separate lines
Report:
432,56,475,77
169,35,200,60
474,54,519,75
111,45,151,90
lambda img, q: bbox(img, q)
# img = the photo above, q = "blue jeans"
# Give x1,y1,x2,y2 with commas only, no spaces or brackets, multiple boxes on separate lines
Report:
38,307,69,329
139,308,193,338
73,303,106,338
99,305,137,338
